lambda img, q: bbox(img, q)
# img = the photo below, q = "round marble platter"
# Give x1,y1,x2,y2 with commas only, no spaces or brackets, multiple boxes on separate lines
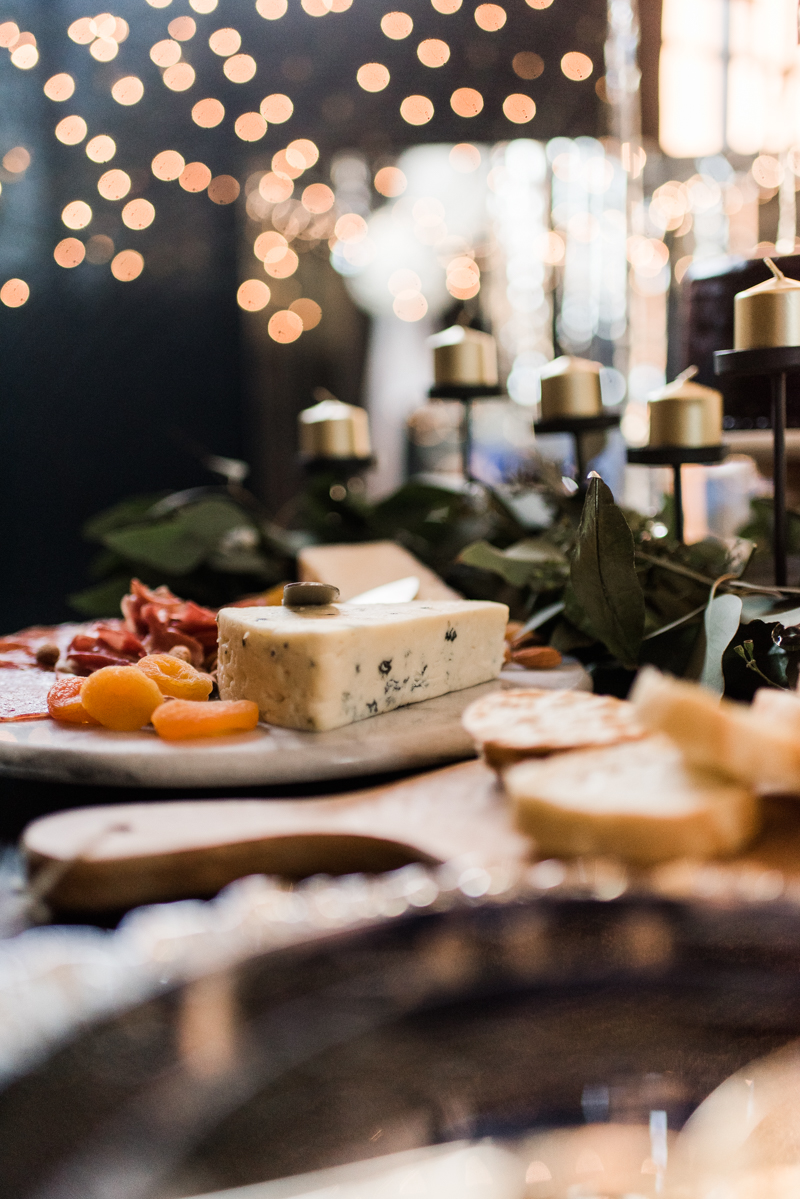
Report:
0,661,590,789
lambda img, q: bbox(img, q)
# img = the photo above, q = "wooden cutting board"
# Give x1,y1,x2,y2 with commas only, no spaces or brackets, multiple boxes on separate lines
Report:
22,759,531,912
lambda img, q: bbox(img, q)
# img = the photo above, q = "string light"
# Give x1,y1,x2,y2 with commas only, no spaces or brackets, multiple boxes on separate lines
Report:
235,112,267,140
44,73,75,101
224,55,256,83
164,63,196,90
97,169,131,201
208,175,241,203
417,39,450,67
122,198,156,229
62,200,92,230
260,94,293,122
289,298,322,328
237,279,271,309
374,166,407,196
111,250,144,281
503,94,536,122
400,95,434,124
86,135,116,163
381,12,413,38
256,0,288,18
111,77,144,105
53,238,85,268
561,52,593,81
268,309,303,342
451,87,483,117
0,278,29,307
180,162,212,192
357,63,390,91
192,98,225,127
55,116,87,145
151,150,185,180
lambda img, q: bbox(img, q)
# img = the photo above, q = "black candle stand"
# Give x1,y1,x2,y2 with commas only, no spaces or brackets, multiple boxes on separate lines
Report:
626,444,727,544
429,383,503,481
714,345,800,586
533,412,621,489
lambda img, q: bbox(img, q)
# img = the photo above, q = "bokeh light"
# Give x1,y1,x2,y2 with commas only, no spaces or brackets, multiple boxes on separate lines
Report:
381,12,413,38
62,200,92,229
264,247,299,277
256,0,288,18
273,149,303,180
474,4,506,29
388,268,421,294
261,93,293,122
209,27,241,56
89,14,114,36
357,63,390,91
302,183,335,213
180,162,212,192
11,42,38,70
111,17,129,41
450,143,481,171
190,0,218,12
374,166,407,196
111,250,144,281
53,238,85,268
255,230,288,261
0,278,29,307
0,21,20,47
164,63,196,90
513,51,544,79
208,175,241,203
150,39,181,67
90,38,118,62
451,87,483,117
400,95,434,124
152,150,185,180
168,16,197,39
224,54,256,82
259,172,294,201
147,0,172,7
86,234,114,263
525,0,553,7
122,198,156,229
268,309,303,342
237,279,271,309
393,289,428,320
417,39,450,67
86,135,116,163
288,138,319,167
44,73,75,101
55,116,87,145
753,155,783,188
301,0,333,15
290,298,322,329
112,77,144,105
503,93,536,122
561,52,593,80
192,98,225,127
2,146,30,172
334,212,368,241
431,0,461,12
235,112,267,140
97,169,131,201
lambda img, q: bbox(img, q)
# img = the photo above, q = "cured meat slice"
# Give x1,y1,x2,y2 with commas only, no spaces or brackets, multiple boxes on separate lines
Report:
0,670,57,721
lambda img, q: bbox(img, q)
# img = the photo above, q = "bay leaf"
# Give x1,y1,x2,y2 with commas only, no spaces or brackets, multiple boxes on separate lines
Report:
570,475,645,668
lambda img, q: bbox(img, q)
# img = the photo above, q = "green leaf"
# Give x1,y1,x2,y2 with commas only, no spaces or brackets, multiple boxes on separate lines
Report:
699,593,743,695
570,475,645,668
458,538,569,590
82,493,168,543
101,499,257,576
68,575,133,618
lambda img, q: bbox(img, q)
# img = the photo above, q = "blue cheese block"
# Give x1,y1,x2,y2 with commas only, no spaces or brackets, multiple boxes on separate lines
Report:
216,600,508,732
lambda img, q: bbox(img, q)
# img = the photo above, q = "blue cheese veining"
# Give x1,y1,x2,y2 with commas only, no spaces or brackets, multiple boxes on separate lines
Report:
216,600,508,731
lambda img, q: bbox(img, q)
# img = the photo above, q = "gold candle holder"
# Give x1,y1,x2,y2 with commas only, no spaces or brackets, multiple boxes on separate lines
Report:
428,326,499,388
539,356,603,420
647,366,723,447
734,258,800,350
298,398,371,459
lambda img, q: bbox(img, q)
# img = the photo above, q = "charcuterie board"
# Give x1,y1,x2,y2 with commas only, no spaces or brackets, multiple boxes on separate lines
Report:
0,662,589,790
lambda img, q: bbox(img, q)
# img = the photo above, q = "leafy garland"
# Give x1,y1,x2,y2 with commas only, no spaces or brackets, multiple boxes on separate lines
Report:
72,467,800,700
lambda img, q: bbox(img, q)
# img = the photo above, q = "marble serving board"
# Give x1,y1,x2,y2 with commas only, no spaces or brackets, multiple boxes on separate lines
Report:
0,662,590,790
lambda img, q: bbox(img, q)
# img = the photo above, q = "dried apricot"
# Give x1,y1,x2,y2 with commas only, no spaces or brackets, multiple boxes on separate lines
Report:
47,676,99,725
135,653,214,701
152,699,259,741
81,665,164,731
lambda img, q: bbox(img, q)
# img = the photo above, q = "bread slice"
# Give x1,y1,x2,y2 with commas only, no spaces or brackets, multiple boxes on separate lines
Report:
631,667,800,794
504,736,758,863
461,687,646,768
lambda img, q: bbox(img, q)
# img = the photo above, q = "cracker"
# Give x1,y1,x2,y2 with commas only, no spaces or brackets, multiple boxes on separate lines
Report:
504,735,758,864
462,687,646,768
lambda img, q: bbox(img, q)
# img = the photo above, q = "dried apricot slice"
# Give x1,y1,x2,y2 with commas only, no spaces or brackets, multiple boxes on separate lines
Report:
152,699,259,741
81,665,164,731
47,676,100,725
135,653,214,701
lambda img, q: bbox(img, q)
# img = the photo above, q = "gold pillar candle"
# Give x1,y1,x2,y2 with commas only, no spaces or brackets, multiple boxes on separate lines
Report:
647,366,723,447
734,258,800,350
298,398,371,458
539,356,603,420
428,326,499,388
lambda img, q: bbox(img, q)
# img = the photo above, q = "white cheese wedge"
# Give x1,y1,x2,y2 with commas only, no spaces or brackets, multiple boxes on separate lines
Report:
504,736,758,863
216,600,508,732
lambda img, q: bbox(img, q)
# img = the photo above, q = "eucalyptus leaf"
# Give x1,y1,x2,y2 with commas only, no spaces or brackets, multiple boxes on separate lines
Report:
699,594,743,695
458,538,569,590
570,475,645,668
